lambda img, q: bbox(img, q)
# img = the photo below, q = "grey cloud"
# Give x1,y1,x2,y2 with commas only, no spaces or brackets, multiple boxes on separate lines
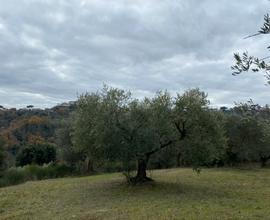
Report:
0,0,270,108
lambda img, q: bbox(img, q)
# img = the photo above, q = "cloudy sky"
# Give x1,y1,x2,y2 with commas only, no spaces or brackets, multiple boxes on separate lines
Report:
0,0,270,108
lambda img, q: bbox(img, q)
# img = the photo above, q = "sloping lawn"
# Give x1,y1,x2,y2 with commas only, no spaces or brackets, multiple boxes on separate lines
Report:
0,168,270,220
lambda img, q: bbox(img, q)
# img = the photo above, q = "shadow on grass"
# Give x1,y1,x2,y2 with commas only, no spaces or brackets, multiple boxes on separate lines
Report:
96,177,234,204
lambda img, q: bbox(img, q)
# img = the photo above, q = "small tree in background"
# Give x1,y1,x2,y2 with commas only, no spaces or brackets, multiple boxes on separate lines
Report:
16,144,56,166
72,91,105,173
26,105,34,110
56,119,84,169
225,102,270,167
0,138,6,172
258,120,270,167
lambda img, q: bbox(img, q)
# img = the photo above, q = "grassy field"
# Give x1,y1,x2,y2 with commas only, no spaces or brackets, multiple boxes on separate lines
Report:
0,168,270,220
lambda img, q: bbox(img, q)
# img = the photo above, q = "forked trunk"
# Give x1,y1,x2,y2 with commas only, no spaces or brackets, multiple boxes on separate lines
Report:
129,140,173,184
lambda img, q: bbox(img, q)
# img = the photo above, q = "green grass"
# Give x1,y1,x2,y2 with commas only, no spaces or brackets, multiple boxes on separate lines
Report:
1,168,270,220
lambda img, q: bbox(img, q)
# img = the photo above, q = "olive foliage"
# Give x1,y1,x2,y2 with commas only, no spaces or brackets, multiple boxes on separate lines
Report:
225,102,270,167
73,86,227,182
232,14,270,83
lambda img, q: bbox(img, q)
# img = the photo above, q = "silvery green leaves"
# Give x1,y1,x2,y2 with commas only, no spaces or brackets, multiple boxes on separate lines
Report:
232,14,270,84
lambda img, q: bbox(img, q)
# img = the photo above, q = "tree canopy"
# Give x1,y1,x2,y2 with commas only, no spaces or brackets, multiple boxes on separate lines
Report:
73,86,227,183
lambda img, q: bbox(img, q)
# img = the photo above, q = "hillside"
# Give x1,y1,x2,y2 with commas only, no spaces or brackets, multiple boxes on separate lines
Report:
1,168,270,220
0,103,75,146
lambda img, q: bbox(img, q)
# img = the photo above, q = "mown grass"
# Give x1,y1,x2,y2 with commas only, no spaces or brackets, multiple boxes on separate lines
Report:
0,168,270,220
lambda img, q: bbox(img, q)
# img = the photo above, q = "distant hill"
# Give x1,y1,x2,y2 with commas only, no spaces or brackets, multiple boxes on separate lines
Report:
0,101,76,150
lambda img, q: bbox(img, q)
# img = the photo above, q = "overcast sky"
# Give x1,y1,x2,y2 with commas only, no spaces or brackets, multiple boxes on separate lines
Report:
0,0,270,108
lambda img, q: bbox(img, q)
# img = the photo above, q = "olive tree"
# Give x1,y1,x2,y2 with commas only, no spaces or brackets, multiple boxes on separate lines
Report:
232,14,270,83
56,119,84,168
258,120,270,167
73,85,137,173
225,102,270,167
173,89,227,168
73,86,227,183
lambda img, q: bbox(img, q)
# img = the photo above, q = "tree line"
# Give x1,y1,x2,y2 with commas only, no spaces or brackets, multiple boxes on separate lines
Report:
1,86,270,184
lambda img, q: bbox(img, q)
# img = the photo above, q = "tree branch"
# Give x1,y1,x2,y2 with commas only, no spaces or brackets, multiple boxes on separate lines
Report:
174,121,186,140
243,32,261,39
145,140,174,161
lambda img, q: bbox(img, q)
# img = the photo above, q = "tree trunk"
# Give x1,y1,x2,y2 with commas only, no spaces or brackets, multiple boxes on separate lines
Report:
130,158,153,184
136,158,147,179
128,140,173,184
86,157,94,173
176,152,182,167
260,156,269,168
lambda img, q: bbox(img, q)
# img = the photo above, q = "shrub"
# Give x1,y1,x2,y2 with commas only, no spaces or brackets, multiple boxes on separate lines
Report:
52,164,74,177
16,144,56,166
0,164,74,187
0,167,25,187
23,165,47,180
